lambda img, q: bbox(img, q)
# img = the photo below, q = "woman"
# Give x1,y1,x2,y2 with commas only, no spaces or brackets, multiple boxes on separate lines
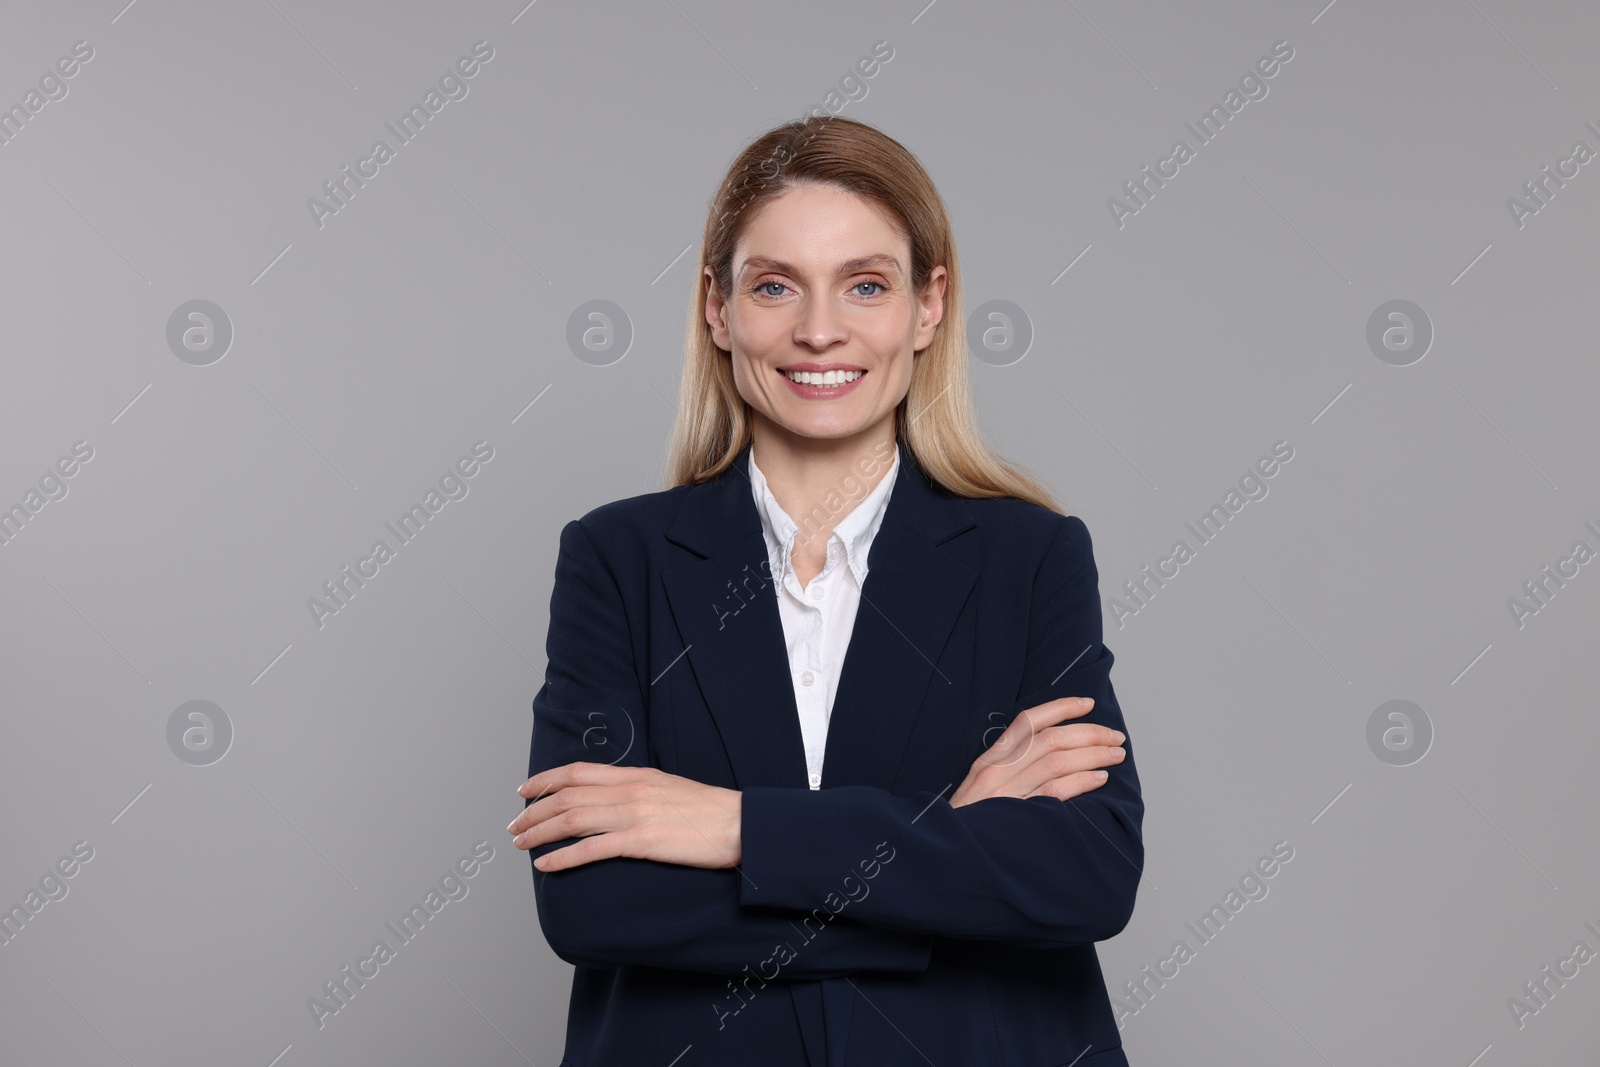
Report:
509,115,1143,1067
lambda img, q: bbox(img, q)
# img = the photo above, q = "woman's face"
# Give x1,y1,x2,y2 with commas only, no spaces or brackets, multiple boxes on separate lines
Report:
706,183,946,445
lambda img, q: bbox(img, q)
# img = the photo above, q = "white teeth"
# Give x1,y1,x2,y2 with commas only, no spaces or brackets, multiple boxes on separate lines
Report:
782,369,864,386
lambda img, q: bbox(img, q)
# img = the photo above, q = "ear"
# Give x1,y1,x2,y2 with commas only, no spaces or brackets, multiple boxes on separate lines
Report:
704,266,731,350
913,266,947,350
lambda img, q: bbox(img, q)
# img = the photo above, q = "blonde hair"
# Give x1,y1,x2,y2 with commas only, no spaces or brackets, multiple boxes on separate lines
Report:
665,114,1066,515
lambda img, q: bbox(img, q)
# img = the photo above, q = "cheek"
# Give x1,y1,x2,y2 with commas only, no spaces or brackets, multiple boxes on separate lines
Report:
863,333,915,380
862,314,918,357
728,341,777,394
727,355,758,396
728,308,786,358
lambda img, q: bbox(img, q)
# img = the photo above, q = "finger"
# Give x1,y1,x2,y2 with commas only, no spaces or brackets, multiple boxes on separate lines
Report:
1025,768,1112,801
1038,722,1126,752
532,830,631,872
1013,744,1125,797
509,778,634,837
979,697,1089,766
516,762,591,802
978,698,1097,770
518,761,648,802
513,788,631,850
1017,697,1095,739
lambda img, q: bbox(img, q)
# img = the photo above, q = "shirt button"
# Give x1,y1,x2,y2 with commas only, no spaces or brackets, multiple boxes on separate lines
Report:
827,544,838,559
800,670,815,686
809,772,821,788
809,584,825,601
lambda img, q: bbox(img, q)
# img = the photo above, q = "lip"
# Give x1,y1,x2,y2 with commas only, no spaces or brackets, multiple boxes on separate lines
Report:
776,364,867,400
776,362,866,373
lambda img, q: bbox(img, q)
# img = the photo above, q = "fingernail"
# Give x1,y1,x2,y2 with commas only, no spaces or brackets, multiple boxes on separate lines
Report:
1096,770,1109,780
1111,731,1125,744
506,820,516,832
1079,698,1094,709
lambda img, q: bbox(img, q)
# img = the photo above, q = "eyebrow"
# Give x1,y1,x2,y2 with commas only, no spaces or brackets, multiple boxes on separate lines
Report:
737,254,902,278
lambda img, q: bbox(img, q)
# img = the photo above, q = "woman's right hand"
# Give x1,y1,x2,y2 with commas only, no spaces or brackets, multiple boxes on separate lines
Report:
949,697,1125,807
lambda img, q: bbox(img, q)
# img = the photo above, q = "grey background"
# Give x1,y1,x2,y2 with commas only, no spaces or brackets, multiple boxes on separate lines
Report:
2,0,1597,1064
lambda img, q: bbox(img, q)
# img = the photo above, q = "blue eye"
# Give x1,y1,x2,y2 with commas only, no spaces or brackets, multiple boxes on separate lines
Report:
854,281,885,296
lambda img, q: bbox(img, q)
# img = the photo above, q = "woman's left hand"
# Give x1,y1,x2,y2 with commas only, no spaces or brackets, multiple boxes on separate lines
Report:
510,762,742,872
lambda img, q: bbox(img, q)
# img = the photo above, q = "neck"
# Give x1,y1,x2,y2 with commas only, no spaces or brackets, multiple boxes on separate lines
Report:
748,417,898,535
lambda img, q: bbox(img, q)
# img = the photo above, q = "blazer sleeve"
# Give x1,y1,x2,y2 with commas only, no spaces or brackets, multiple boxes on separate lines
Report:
737,514,1145,949
526,517,935,976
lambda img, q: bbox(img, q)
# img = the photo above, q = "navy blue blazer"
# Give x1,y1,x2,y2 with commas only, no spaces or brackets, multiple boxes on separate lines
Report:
526,439,1143,1067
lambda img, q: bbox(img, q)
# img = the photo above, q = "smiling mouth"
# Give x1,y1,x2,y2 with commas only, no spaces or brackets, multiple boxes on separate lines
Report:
778,368,866,386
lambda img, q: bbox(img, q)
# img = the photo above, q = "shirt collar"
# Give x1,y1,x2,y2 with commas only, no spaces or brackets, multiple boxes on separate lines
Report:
749,444,900,588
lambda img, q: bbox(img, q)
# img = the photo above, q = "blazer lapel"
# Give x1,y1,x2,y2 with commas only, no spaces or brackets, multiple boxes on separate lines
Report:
661,440,979,793
662,446,808,789
822,444,978,791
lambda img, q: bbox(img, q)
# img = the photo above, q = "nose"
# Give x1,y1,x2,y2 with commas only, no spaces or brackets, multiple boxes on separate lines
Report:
794,295,847,350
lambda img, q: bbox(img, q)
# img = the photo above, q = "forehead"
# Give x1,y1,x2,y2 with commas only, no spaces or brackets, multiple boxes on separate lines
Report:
735,184,908,274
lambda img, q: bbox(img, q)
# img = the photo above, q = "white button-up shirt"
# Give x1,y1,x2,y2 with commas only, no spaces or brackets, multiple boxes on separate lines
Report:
749,445,900,790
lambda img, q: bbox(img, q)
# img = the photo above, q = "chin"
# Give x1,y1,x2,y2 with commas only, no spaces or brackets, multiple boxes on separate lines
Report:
781,420,871,441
